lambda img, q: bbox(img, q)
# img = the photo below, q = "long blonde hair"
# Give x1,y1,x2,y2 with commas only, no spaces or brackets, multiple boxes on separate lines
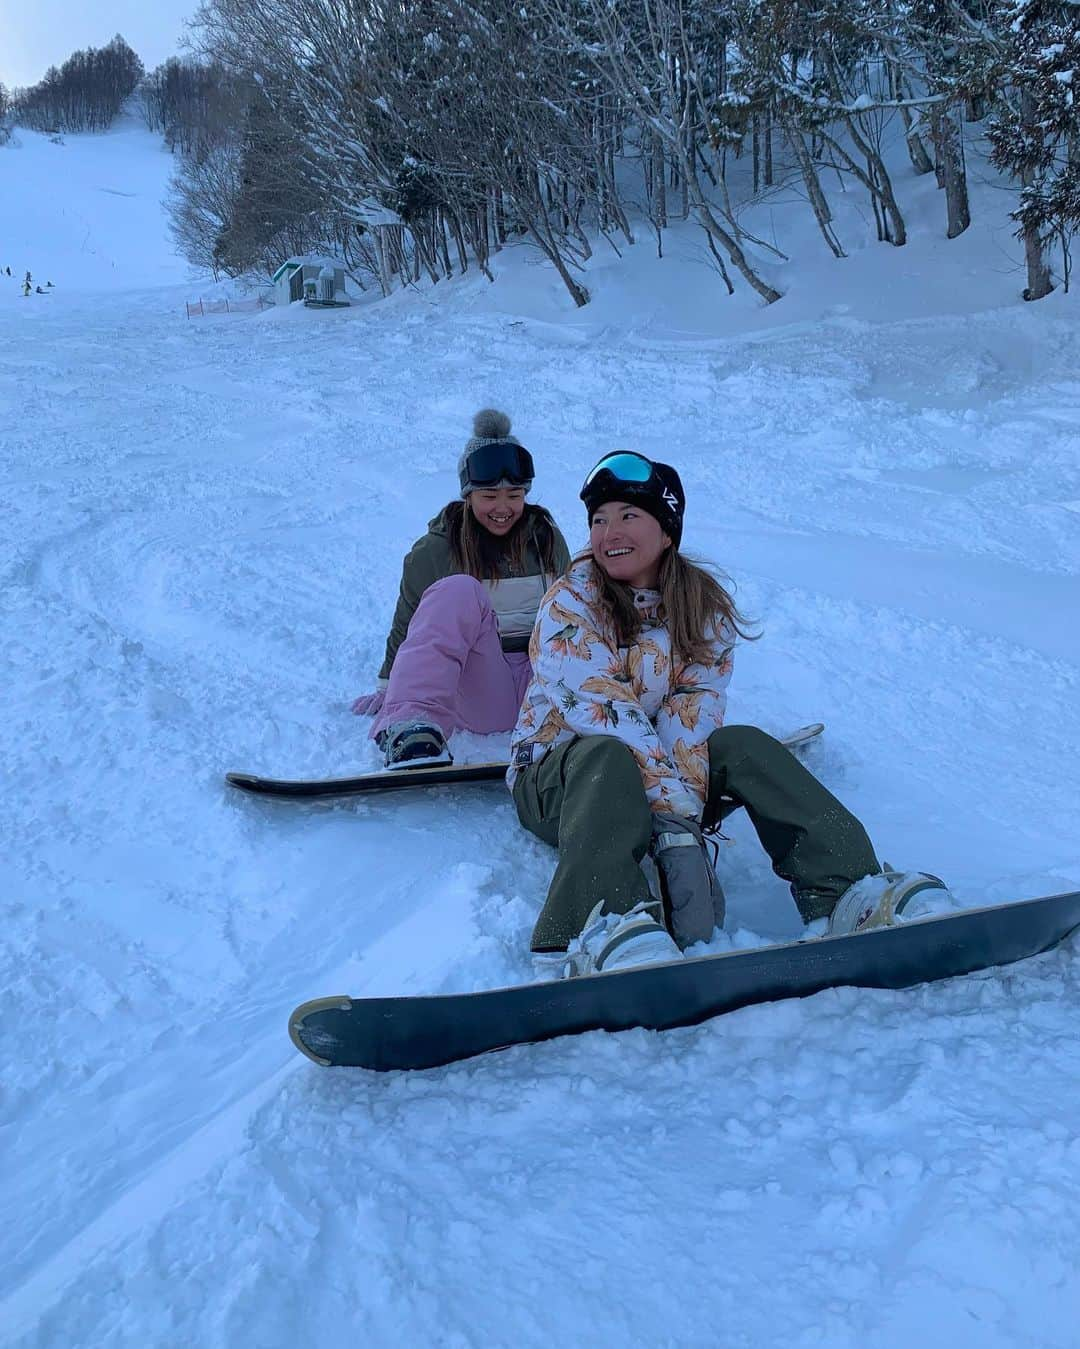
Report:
585,548,757,665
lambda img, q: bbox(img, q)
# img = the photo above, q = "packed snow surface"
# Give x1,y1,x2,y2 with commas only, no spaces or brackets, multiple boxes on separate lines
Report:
3,123,1080,1347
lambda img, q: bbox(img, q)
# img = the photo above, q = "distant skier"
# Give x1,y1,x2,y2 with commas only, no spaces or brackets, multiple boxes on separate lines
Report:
509,451,960,975
350,409,571,770
47,280,54,288
24,270,31,287
35,285,47,294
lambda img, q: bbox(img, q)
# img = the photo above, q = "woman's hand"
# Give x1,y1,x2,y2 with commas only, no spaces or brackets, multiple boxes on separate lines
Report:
651,814,725,948
350,689,386,716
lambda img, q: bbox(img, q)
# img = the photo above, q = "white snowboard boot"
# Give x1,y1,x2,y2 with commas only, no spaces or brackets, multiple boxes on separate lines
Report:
828,867,958,936
562,901,682,978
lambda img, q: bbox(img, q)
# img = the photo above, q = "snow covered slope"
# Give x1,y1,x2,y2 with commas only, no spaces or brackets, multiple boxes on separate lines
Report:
0,116,188,293
2,123,1080,1348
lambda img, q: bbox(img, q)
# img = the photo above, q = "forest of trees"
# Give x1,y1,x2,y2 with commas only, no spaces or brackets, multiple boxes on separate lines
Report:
9,36,143,134
159,0,1078,305
5,4,1077,305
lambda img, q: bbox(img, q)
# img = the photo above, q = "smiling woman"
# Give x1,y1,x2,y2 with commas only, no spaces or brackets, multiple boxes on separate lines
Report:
508,450,960,978
588,499,668,589
349,409,571,769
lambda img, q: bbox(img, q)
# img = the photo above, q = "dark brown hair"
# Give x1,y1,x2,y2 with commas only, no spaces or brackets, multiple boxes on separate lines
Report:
444,499,561,581
582,547,757,666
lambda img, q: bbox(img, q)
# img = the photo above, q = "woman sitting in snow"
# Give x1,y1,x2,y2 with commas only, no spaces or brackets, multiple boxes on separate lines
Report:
509,450,957,976
352,410,571,769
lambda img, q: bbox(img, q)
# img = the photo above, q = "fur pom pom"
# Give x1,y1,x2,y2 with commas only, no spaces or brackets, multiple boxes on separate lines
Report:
472,408,512,439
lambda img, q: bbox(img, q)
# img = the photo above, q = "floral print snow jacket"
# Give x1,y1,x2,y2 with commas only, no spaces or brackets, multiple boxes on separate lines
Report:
508,559,735,819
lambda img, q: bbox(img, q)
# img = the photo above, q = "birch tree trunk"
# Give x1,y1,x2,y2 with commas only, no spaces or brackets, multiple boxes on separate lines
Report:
1019,91,1054,300
752,114,761,193
525,218,589,306
374,228,393,296
901,105,936,176
764,113,773,187
786,125,845,257
651,133,667,231
930,103,971,238
835,118,907,246
890,64,934,176
683,162,782,303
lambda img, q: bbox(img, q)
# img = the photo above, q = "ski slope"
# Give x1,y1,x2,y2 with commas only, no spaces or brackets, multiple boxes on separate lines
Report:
3,122,1080,1348
0,118,189,292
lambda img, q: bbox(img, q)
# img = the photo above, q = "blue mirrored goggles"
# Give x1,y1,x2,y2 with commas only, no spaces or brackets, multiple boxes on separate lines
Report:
581,452,655,490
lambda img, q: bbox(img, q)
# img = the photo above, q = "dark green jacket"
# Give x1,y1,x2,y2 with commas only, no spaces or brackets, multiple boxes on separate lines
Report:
378,507,572,679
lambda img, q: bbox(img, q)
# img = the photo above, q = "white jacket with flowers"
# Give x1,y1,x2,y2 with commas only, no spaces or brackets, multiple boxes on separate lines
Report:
508,559,735,818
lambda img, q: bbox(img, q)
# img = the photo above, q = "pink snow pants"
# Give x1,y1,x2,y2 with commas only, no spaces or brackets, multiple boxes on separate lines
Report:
371,575,533,740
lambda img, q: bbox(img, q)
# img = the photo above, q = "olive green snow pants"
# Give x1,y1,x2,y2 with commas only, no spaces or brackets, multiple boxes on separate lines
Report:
513,725,880,951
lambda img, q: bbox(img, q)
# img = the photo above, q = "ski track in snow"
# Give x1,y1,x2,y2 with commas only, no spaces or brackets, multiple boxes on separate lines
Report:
4,131,1080,1347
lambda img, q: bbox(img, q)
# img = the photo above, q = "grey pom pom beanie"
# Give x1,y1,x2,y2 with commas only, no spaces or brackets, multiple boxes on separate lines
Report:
457,408,533,497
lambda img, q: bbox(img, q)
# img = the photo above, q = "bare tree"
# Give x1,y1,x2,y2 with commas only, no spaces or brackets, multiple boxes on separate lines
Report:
143,58,246,156
13,35,143,132
532,0,783,302
883,48,936,175
194,0,617,304
167,0,1075,312
904,1,972,238
166,139,245,277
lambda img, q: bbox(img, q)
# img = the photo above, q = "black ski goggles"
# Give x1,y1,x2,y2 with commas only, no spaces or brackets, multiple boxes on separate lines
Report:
463,441,535,487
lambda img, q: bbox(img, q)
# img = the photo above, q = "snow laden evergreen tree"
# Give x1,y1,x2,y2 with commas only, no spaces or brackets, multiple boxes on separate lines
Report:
209,89,329,276
988,0,1080,297
164,69,358,281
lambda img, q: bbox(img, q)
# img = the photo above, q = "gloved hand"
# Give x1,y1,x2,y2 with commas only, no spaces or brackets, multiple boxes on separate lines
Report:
350,688,386,716
650,813,725,949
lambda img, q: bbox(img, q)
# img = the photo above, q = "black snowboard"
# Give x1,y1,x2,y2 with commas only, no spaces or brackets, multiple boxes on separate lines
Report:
228,722,825,800
289,889,1080,1071
227,758,507,798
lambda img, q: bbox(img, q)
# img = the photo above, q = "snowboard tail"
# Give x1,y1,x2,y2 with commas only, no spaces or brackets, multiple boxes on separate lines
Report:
290,889,1080,1072
228,722,825,800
